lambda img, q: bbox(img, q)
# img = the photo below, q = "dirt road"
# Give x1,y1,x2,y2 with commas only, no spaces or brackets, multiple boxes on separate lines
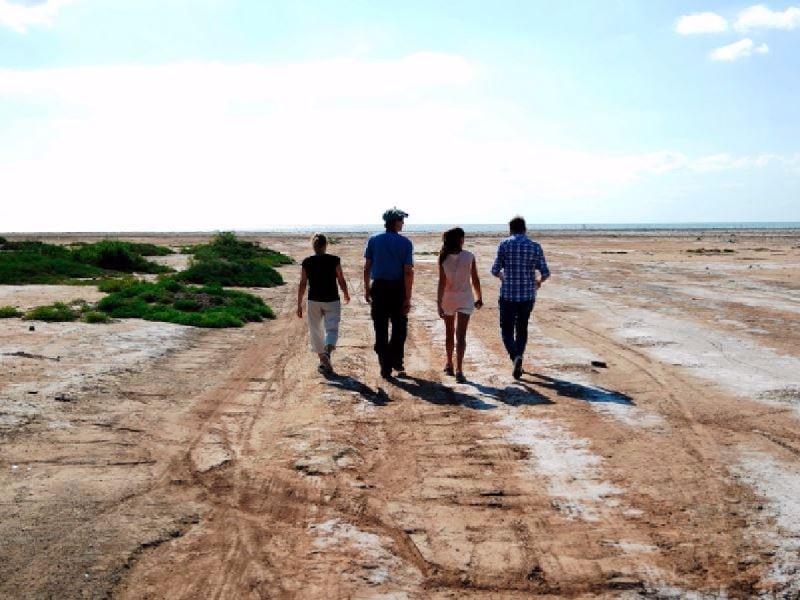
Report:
1,231,799,598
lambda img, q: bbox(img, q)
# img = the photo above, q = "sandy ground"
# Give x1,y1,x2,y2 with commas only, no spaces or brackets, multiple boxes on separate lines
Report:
1,230,799,599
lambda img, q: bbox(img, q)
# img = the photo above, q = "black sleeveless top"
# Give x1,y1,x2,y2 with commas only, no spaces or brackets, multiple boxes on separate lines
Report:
301,254,340,302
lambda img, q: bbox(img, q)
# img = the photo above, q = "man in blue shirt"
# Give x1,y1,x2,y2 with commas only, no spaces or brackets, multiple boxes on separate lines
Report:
491,216,550,379
363,207,414,379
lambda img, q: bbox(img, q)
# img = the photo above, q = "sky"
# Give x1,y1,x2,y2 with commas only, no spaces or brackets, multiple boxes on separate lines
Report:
0,0,799,231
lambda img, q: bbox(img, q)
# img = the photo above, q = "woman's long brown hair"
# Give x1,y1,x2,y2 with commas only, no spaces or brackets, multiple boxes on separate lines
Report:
439,227,465,265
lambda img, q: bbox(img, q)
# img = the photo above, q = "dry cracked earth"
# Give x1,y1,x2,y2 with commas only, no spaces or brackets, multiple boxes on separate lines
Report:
1,230,800,599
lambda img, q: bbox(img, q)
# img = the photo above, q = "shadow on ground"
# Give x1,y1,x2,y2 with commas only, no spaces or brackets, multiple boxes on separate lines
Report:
524,372,634,405
324,373,391,406
391,374,554,410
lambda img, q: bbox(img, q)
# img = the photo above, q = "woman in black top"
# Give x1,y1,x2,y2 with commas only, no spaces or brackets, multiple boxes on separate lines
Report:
297,233,350,374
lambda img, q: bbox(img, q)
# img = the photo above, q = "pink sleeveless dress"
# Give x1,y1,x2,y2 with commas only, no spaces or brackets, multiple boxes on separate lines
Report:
441,251,475,316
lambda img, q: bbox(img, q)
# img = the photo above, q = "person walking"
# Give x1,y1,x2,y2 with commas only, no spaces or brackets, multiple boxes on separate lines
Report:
437,227,483,383
363,207,414,380
490,216,550,379
297,233,350,374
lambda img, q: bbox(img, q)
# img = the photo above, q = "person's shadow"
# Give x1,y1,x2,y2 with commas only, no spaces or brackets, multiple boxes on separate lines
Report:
466,379,552,407
391,374,554,410
390,375,497,410
524,372,634,405
323,372,391,406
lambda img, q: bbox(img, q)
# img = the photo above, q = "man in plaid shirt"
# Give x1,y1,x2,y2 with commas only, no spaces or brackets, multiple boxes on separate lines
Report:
491,216,550,379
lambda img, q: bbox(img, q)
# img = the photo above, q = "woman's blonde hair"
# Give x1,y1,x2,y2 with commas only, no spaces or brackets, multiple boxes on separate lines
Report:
311,233,327,254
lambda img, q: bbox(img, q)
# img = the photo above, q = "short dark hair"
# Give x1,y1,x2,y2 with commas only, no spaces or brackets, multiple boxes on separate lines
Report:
509,216,526,234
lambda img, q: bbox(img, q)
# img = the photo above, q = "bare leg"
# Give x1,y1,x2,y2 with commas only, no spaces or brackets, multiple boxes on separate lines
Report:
443,314,455,370
455,312,471,374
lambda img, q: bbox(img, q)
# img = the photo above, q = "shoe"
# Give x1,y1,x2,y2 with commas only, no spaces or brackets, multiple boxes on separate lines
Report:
380,369,394,381
393,362,406,377
319,354,333,374
324,344,335,357
512,356,523,380
455,372,467,384
443,365,454,376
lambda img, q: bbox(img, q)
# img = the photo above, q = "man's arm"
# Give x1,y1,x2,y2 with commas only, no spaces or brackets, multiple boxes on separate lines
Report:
403,263,414,315
490,243,505,280
363,258,372,304
535,246,550,289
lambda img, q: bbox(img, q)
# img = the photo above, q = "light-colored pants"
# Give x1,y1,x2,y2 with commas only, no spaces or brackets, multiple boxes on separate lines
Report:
306,300,341,354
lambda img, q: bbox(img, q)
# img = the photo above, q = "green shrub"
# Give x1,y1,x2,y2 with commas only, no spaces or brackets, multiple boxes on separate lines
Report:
97,276,140,293
96,279,273,328
0,249,103,284
126,243,174,256
83,310,112,324
72,240,173,274
0,305,22,318
1,240,71,256
175,258,283,287
0,236,7,245
180,232,291,287
25,302,79,322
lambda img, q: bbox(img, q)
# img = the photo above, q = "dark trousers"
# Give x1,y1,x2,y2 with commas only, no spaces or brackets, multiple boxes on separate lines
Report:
499,298,534,360
370,279,408,374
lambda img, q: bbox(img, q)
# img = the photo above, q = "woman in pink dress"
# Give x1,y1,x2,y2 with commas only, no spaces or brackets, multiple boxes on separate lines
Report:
437,227,483,383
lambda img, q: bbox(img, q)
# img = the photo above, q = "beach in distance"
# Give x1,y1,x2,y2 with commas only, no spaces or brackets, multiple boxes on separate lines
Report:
2,228,800,598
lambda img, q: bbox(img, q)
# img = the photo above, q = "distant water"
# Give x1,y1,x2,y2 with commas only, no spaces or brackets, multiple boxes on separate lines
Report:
248,222,800,234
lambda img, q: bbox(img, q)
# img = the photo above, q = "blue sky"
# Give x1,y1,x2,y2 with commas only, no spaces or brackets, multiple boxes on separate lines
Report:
1,0,798,231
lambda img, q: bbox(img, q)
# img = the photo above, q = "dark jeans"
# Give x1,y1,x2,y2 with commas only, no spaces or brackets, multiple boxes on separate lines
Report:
499,298,534,361
370,279,408,374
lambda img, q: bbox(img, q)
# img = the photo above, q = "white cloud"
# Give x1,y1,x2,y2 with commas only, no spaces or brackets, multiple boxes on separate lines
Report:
735,4,800,31
0,0,74,33
0,57,796,230
709,38,769,61
0,53,478,106
675,11,729,34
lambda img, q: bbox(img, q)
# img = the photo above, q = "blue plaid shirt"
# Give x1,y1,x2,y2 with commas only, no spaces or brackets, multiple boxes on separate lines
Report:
491,234,550,301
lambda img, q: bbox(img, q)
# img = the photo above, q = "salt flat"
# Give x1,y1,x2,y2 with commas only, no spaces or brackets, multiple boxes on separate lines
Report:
1,229,799,598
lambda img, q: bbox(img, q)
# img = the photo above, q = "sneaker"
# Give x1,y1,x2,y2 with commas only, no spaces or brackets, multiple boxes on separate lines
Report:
455,372,467,384
392,362,406,377
512,356,523,380
317,363,333,375
443,365,454,376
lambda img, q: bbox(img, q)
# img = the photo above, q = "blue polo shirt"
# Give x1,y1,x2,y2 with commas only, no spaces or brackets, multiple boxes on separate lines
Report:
364,231,413,281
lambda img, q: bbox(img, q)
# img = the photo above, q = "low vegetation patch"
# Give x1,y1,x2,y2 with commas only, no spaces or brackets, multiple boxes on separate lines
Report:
0,239,173,284
176,258,284,287
96,279,274,327
2,234,285,328
70,240,172,273
0,305,22,318
0,242,104,284
177,232,291,287
25,302,80,322
83,310,112,324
